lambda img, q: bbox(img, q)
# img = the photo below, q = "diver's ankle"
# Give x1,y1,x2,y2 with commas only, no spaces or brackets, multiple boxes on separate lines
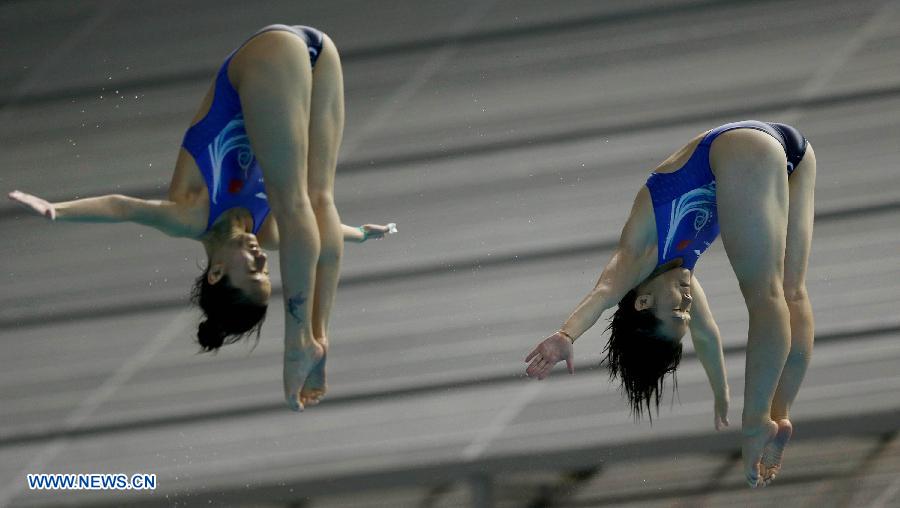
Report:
284,337,319,355
742,414,774,432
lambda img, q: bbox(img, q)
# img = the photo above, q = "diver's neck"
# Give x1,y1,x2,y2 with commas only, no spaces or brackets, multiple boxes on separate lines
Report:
647,258,686,280
201,208,253,256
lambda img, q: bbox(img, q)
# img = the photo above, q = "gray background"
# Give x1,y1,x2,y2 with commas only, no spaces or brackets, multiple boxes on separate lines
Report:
1,0,899,506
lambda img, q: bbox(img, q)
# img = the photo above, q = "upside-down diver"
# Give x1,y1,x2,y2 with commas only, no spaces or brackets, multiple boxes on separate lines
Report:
10,24,397,413
525,120,815,487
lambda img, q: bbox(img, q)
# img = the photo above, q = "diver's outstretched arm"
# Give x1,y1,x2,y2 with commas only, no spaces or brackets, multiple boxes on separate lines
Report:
342,223,394,243
559,191,658,341
526,188,657,380
262,223,395,250
560,246,649,341
688,276,730,431
524,246,647,380
8,190,199,237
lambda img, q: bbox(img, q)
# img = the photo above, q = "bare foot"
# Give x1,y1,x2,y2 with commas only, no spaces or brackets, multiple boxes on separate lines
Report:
300,337,328,407
283,341,325,412
742,420,778,488
761,419,793,485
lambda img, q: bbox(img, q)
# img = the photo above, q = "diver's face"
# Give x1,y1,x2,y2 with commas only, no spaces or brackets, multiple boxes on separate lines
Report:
635,268,693,341
220,233,272,304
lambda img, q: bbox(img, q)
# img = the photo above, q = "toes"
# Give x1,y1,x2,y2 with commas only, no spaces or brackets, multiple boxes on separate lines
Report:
747,473,759,488
301,394,318,407
742,423,776,488
747,462,764,488
299,387,327,405
761,419,792,482
762,463,780,484
286,396,303,412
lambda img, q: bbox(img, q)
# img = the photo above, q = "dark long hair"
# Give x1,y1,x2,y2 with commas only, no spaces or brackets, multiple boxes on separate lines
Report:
191,269,267,352
602,289,683,422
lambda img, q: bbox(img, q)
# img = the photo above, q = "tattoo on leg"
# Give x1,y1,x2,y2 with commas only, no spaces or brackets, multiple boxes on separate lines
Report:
287,292,307,324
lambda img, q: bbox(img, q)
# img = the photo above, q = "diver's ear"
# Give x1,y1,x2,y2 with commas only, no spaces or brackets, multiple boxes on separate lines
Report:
207,263,226,285
635,293,654,311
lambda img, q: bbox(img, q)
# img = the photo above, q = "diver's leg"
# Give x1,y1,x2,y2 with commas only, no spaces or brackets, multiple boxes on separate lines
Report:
763,143,817,484
233,31,323,411
711,128,791,487
301,34,345,405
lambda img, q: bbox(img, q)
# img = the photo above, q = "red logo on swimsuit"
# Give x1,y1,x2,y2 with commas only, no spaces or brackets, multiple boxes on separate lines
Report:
228,179,244,194
676,239,692,251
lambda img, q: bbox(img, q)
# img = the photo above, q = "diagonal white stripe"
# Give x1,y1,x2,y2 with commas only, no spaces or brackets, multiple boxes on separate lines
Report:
462,382,544,460
782,0,897,123
868,473,900,508
340,0,500,159
0,2,122,126
0,311,192,505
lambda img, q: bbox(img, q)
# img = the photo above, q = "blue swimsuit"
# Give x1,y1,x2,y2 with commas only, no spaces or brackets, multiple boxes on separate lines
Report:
181,25,325,234
645,120,808,271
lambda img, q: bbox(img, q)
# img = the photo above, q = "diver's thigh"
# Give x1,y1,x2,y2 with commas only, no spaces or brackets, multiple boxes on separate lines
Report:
234,32,313,209
307,34,344,196
783,144,816,295
711,130,790,294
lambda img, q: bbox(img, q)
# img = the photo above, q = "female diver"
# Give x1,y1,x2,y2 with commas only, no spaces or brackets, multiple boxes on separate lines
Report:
524,120,816,488
9,25,395,413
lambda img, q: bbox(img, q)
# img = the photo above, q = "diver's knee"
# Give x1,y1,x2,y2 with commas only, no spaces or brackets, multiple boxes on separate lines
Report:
308,190,335,211
782,284,808,306
742,279,786,310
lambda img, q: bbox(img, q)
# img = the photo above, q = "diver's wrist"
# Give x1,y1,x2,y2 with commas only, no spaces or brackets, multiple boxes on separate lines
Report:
557,329,575,344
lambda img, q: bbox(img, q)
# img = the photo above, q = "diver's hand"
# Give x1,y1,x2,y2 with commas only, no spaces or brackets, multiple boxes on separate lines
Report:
525,331,574,380
714,389,731,431
8,190,56,220
360,223,397,241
